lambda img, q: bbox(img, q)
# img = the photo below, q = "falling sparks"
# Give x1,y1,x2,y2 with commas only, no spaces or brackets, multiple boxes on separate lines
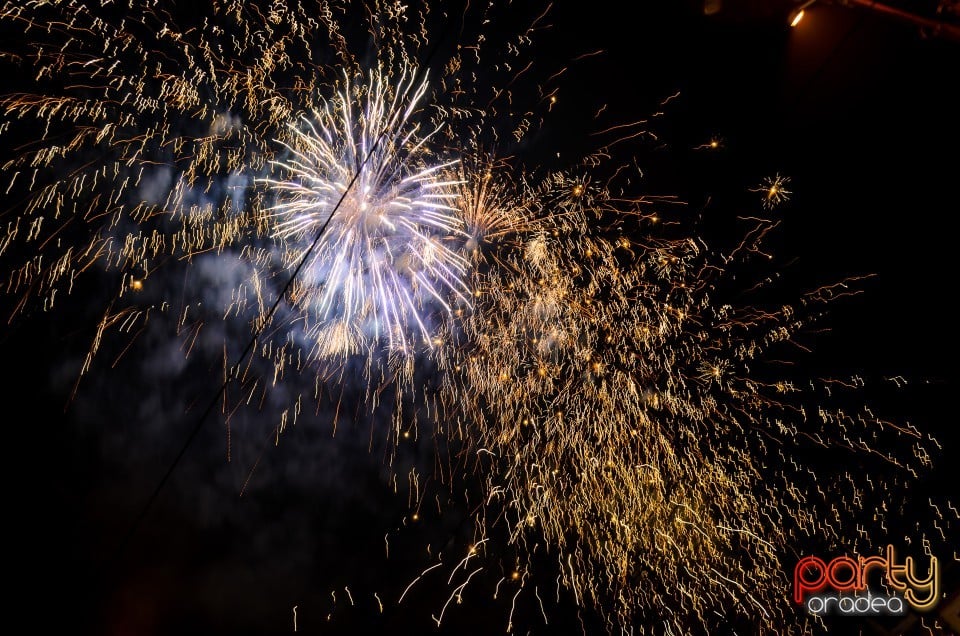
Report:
0,1,953,635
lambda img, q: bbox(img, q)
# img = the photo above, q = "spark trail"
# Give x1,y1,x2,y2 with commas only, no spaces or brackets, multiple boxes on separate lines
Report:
0,1,954,634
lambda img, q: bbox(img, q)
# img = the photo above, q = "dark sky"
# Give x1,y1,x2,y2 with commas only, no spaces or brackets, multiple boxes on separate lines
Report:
4,1,958,635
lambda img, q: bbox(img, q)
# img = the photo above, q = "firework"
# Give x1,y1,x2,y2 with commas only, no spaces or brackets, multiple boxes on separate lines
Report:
435,164,950,632
261,66,471,359
0,1,953,635
752,173,793,210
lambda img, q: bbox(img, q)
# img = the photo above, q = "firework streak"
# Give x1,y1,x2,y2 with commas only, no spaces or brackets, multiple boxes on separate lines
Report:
0,1,954,633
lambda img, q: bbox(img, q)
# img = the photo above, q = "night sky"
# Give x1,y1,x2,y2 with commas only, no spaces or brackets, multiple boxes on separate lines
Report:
4,1,959,635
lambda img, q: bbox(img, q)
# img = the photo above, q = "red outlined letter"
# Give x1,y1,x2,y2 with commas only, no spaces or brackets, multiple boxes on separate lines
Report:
795,556,828,604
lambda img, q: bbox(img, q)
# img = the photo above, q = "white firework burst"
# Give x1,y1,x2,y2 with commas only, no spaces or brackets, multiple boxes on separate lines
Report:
262,66,471,359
